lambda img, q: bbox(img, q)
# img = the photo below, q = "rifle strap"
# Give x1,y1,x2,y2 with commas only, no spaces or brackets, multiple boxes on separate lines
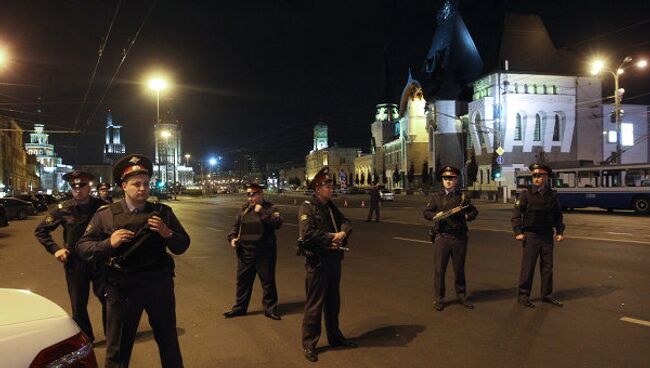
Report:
327,205,339,233
235,207,251,242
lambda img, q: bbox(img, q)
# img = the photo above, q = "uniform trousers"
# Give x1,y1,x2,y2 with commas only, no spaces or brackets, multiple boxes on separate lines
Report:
518,230,554,300
302,255,346,349
433,232,468,301
104,270,182,368
366,203,380,221
232,249,278,314
64,255,107,342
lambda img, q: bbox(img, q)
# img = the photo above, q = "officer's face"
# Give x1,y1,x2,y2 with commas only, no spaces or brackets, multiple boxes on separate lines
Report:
99,189,109,199
122,174,151,202
316,182,334,200
247,191,263,206
442,176,458,190
532,173,548,187
71,184,90,201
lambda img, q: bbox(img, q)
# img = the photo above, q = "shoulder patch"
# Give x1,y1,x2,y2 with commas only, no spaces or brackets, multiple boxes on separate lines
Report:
300,214,309,222
83,223,93,235
45,215,54,224
272,211,281,217
58,203,63,209
97,204,111,211
304,200,311,204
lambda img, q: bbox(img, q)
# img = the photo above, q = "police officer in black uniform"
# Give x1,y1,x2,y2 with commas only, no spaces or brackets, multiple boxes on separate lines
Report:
35,170,107,342
512,163,565,308
298,166,356,363
77,154,190,368
366,182,381,222
423,165,478,311
223,183,283,320
98,182,113,204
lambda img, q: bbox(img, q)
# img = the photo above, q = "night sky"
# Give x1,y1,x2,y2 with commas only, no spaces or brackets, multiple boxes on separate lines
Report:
1,0,650,169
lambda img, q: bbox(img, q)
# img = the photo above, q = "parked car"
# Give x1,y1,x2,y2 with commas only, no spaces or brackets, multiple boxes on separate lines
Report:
0,288,98,367
380,189,395,201
0,198,37,219
36,193,58,205
0,204,8,227
348,187,367,195
11,194,48,212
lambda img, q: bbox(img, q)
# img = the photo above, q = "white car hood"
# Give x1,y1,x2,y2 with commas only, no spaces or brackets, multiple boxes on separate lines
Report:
0,289,81,367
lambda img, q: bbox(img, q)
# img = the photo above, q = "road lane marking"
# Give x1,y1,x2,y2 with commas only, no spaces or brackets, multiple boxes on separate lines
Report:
393,237,430,244
620,317,650,327
206,227,223,232
284,223,298,227
606,231,632,235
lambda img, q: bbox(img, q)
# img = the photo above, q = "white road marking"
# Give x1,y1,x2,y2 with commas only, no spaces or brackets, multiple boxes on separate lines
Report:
393,237,431,244
620,317,650,327
605,231,633,236
284,223,298,227
206,227,223,232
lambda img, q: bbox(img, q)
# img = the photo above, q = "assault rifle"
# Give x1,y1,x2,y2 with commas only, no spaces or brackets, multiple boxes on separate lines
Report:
431,205,470,223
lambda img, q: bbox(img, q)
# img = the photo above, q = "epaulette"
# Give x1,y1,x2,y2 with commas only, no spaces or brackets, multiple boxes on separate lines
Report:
97,204,111,212
58,199,75,209
304,200,311,205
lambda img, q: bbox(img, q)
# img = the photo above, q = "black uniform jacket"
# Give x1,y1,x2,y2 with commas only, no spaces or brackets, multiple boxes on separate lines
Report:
227,201,283,253
76,199,190,263
423,189,478,234
298,195,352,251
35,197,105,255
511,187,565,235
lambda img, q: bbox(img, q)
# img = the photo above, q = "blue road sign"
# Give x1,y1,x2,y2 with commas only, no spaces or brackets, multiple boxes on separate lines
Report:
496,155,504,165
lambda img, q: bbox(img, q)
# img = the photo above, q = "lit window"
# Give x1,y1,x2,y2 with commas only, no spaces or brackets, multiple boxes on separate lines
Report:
622,123,634,146
514,114,522,141
553,115,561,141
534,114,542,141
608,131,617,143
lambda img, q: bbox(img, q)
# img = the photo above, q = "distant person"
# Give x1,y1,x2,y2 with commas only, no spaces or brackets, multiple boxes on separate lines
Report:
298,166,356,362
511,163,565,308
98,182,113,203
423,165,478,311
366,182,381,222
34,170,107,342
224,183,283,320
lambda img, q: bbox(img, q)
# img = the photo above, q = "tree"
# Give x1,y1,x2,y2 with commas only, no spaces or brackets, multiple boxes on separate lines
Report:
360,172,365,186
382,168,387,184
422,160,430,187
407,161,415,184
372,170,378,185
466,149,478,184
355,173,360,185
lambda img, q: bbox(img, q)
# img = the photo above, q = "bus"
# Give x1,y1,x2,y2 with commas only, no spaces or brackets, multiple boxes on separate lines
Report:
515,163,650,214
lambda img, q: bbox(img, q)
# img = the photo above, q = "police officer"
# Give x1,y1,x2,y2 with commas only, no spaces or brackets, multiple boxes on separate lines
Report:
223,183,283,320
366,182,381,222
423,166,478,311
35,170,107,342
512,163,565,308
299,166,356,362
98,182,113,204
77,154,190,368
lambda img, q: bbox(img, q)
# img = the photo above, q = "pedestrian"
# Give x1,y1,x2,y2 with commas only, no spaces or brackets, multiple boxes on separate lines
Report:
298,166,357,363
223,182,283,320
366,182,381,222
98,182,113,204
34,170,107,342
423,165,478,311
511,163,565,308
77,154,190,368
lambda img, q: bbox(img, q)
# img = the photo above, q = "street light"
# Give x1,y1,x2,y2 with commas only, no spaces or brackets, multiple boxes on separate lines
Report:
148,76,168,184
590,56,647,164
0,48,8,68
184,153,191,167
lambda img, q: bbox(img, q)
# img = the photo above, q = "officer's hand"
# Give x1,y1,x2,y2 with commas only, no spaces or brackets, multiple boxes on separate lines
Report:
254,204,263,213
555,234,564,242
515,234,526,241
148,216,173,238
110,229,135,248
230,238,239,248
54,248,69,263
332,231,347,243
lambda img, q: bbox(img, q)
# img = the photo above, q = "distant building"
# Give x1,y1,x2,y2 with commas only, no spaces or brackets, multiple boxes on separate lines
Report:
153,122,193,186
1,118,41,195
103,108,126,164
24,123,70,193
234,151,262,180
305,123,359,186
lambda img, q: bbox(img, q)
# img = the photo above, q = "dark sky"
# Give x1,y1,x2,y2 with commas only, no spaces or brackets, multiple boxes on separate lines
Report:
1,0,650,169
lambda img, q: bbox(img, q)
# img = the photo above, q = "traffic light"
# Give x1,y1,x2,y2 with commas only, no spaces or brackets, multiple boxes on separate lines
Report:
157,180,164,188
491,153,502,180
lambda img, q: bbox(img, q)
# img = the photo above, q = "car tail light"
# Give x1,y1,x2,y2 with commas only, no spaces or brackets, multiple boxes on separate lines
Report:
29,332,97,368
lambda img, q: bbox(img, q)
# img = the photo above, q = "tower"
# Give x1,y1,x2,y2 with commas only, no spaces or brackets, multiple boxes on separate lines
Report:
313,123,328,151
103,108,126,164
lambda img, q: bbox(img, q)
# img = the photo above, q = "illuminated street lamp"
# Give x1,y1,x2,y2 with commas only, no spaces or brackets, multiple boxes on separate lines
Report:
591,56,647,163
184,153,191,167
0,48,8,68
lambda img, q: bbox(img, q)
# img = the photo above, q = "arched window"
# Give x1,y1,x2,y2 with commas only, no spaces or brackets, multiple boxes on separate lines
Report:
475,114,485,145
533,84,538,94
552,85,558,94
514,83,519,93
514,114,522,141
534,114,542,141
524,84,529,94
543,84,548,94
553,114,561,141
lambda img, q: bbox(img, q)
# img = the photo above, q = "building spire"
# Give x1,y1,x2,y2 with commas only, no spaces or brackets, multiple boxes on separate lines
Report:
383,46,394,103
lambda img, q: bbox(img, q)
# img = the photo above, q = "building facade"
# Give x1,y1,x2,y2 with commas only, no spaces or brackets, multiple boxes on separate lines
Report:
2,118,41,195
602,104,649,164
23,123,69,193
153,122,193,186
103,109,126,164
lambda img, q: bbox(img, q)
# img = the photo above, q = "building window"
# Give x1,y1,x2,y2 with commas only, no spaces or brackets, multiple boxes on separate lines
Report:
534,114,542,141
607,131,617,143
467,130,473,148
514,83,519,93
524,84,529,94
480,169,484,184
475,114,485,145
552,85,558,94
553,114,561,141
543,84,548,94
514,114,522,141
622,123,634,146
533,84,538,94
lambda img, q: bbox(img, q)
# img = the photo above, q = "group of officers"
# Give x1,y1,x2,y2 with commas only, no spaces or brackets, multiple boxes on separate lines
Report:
33,156,565,367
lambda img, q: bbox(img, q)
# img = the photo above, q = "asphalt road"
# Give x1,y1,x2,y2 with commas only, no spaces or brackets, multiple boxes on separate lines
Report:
2,195,649,367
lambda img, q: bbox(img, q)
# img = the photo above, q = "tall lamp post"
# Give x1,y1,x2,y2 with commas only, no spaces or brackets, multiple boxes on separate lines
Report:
591,57,647,164
148,77,168,183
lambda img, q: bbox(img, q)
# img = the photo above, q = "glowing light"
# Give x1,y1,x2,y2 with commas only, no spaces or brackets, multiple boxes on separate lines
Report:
637,60,647,68
161,130,172,138
591,59,605,74
148,77,168,91
209,158,217,166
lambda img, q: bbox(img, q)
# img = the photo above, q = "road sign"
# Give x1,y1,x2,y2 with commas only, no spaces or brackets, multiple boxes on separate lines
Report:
496,155,504,165
496,146,505,156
